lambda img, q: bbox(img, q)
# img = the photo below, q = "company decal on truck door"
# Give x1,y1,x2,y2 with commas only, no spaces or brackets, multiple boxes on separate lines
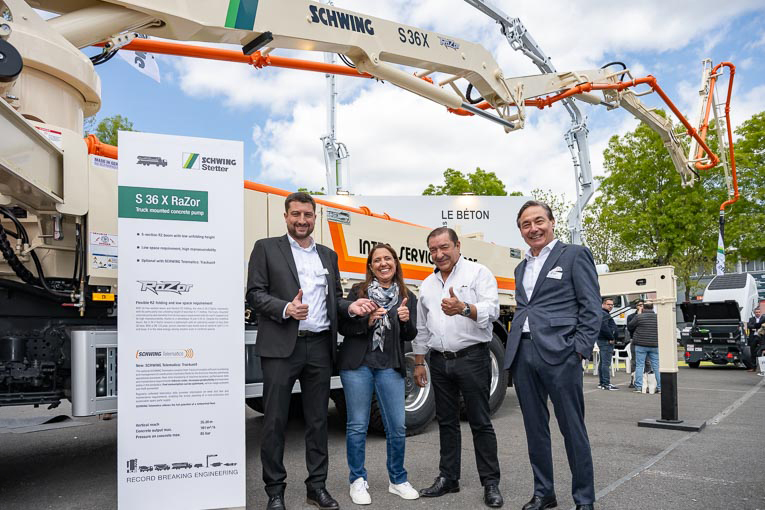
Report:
327,222,515,290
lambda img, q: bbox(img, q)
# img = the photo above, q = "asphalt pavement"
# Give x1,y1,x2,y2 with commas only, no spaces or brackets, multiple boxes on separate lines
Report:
0,364,763,510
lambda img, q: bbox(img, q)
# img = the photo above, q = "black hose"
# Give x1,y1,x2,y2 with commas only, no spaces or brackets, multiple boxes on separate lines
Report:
79,221,86,290
601,61,628,81
0,207,71,299
465,83,484,105
72,222,81,285
0,206,29,243
0,278,68,303
90,49,119,66
337,54,356,69
0,221,40,287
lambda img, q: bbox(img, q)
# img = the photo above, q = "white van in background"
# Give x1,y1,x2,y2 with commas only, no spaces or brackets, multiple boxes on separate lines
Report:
682,273,759,369
702,273,759,322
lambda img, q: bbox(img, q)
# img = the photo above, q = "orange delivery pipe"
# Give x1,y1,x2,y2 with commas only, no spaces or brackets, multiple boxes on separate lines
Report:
97,38,373,79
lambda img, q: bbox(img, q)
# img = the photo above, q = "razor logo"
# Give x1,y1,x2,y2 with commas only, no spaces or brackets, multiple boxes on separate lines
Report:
138,281,193,295
438,37,460,50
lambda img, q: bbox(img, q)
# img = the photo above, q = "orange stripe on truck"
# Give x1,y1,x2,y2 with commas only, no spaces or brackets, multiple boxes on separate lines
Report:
328,222,515,290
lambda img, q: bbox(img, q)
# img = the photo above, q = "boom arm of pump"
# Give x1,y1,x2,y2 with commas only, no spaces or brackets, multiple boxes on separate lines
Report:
29,0,710,185
618,91,695,186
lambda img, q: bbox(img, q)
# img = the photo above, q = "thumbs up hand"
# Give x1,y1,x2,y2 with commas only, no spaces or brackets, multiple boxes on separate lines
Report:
441,286,464,316
286,289,309,320
397,297,410,322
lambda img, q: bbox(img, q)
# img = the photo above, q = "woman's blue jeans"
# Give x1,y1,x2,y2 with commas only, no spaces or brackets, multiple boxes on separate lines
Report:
339,367,407,484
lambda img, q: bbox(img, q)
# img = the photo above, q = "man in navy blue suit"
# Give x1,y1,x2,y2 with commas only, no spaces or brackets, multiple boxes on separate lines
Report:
504,201,600,510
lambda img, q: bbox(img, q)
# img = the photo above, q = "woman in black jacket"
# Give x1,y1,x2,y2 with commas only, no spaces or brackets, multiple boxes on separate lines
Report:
338,243,419,504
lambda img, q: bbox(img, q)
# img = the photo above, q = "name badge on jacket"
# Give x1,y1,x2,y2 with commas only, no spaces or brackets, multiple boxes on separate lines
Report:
546,266,563,280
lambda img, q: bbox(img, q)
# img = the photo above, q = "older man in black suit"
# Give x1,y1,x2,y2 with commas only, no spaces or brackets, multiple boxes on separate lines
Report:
247,192,375,510
504,200,600,510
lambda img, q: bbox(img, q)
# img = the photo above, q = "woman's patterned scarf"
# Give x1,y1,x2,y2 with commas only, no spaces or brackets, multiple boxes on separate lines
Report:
367,280,399,352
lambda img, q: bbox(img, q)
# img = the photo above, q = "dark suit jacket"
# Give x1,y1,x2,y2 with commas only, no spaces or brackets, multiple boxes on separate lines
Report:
504,241,601,367
246,234,350,361
748,316,765,340
338,285,417,379
598,309,618,342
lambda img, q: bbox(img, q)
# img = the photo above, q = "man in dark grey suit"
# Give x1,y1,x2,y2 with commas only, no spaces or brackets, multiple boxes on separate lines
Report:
504,201,600,510
247,192,375,510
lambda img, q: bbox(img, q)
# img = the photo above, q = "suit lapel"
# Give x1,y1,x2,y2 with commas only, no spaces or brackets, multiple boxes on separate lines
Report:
316,245,336,320
316,245,332,285
278,235,300,285
530,241,564,301
515,259,528,303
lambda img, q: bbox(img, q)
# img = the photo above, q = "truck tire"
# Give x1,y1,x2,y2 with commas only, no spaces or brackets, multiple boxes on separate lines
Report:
487,334,509,415
687,361,700,368
742,346,755,370
403,352,435,436
460,333,509,418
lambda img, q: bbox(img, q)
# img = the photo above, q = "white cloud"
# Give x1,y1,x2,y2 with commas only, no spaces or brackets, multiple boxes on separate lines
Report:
251,83,633,200
167,0,765,201
730,84,765,132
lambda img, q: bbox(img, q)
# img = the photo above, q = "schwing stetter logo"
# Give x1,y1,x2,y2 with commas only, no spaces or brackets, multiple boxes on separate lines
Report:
138,281,193,295
182,152,200,169
182,152,236,172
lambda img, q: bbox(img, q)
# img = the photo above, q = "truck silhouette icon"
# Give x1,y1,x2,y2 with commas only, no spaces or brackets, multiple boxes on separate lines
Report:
137,155,167,167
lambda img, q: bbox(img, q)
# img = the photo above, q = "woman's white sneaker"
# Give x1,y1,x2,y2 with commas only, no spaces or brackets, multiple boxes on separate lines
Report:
389,481,420,500
350,477,371,505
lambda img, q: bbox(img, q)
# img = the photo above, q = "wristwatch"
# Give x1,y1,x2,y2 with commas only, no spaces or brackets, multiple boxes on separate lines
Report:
460,302,471,317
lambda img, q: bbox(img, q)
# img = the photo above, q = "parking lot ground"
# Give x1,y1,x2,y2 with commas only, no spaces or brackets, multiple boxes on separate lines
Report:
0,365,763,510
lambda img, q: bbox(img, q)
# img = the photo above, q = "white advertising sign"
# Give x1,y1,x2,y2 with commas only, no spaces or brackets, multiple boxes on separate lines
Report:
117,132,245,510
325,195,530,249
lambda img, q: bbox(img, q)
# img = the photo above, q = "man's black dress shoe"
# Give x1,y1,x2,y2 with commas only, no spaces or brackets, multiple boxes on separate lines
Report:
266,493,286,510
483,483,504,508
419,476,460,497
306,488,339,510
575,505,594,510
522,494,558,510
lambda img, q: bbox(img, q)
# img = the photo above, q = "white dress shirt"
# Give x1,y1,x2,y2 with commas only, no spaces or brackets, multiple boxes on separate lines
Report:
413,257,499,355
282,234,330,332
522,239,558,332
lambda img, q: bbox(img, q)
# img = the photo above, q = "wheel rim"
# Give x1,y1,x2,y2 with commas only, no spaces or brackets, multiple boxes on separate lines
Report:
404,353,430,412
489,348,500,397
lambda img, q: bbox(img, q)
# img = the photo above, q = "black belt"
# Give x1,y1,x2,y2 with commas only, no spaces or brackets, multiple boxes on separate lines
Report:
433,342,487,360
520,332,532,340
297,329,329,338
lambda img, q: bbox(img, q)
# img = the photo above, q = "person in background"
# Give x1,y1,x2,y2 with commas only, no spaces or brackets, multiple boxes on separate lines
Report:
754,323,765,376
627,300,644,387
627,302,661,394
337,243,420,505
597,298,620,390
746,307,765,372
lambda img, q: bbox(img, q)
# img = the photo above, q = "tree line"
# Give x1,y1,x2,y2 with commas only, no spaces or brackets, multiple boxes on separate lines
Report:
90,111,765,299
422,112,765,299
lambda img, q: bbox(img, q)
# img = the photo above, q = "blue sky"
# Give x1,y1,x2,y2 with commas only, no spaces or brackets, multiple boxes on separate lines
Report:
81,0,765,200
